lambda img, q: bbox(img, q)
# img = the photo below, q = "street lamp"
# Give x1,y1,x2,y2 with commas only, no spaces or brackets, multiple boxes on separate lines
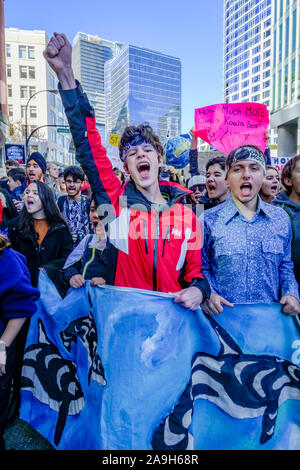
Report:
25,88,58,159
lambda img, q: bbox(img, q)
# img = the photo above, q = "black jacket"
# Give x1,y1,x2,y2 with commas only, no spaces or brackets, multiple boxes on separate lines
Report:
273,191,300,287
8,219,73,288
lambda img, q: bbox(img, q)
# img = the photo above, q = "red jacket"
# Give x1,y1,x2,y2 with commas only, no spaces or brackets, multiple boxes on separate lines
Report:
59,82,210,298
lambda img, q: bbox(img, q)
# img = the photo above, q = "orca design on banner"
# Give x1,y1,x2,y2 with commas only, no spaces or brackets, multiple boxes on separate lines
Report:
21,319,85,446
60,312,106,386
152,315,300,450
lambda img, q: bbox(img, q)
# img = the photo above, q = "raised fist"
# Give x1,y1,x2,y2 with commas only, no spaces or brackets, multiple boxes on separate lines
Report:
43,32,72,76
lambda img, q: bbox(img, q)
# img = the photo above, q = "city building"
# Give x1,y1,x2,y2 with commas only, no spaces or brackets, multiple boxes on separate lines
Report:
222,0,277,148
105,44,181,150
72,32,122,142
0,0,9,170
4,28,74,167
270,0,300,156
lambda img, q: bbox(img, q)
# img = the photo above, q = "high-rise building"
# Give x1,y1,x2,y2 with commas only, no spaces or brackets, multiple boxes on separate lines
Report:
223,0,277,145
105,44,181,148
270,0,300,156
5,28,74,166
0,0,9,171
72,32,122,142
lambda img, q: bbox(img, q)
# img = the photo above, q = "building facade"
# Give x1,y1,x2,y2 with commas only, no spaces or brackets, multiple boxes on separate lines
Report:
223,0,277,147
105,44,181,149
270,0,300,156
5,28,74,167
72,32,122,142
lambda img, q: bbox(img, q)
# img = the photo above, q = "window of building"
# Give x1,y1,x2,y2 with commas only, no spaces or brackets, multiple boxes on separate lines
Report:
252,85,260,93
7,84,12,97
30,106,37,118
252,55,260,65
8,104,13,117
252,65,260,74
263,60,270,69
263,50,271,59
28,67,35,79
6,44,11,57
19,65,27,79
29,86,36,97
28,46,35,59
6,64,11,78
50,129,56,143
20,105,26,118
263,70,270,79
19,45,27,59
252,95,260,102
263,90,270,99
20,86,28,99
50,110,56,125
263,80,270,89
252,75,260,83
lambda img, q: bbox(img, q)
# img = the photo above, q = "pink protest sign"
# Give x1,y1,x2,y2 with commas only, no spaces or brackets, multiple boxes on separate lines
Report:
194,102,269,154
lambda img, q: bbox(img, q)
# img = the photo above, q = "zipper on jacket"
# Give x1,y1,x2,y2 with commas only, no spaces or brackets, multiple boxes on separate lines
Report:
82,247,96,279
153,214,160,291
162,225,171,258
143,219,148,254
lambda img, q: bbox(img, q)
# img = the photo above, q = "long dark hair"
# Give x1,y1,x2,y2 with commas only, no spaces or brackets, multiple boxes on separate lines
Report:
18,180,69,236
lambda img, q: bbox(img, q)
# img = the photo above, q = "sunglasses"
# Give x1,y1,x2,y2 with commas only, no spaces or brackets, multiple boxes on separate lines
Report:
191,185,206,192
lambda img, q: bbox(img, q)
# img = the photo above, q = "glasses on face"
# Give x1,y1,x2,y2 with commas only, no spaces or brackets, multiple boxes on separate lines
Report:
191,185,206,192
65,179,82,185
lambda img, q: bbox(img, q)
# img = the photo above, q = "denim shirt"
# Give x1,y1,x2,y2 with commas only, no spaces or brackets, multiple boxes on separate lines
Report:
202,195,300,303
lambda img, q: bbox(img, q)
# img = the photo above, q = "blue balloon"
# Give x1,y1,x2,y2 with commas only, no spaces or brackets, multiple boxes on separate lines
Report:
164,134,191,169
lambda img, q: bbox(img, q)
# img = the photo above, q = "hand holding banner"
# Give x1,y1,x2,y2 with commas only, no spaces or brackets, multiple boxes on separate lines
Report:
194,102,269,154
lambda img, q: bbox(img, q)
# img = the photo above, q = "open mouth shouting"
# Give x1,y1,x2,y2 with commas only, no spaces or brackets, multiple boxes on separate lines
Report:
137,161,151,179
240,182,253,197
270,183,279,193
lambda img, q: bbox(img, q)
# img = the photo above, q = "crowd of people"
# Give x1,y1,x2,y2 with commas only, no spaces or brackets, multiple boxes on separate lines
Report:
0,31,299,450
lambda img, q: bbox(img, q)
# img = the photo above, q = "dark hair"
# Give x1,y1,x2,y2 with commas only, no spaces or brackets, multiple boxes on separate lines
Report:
266,165,279,175
206,156,226,172
18,180,69,237
281,155,300,194
7,168,26,184
119,123,164,160
63,165,85,182
0,234,11,253
5,159,20,168
226,145,266,171
113,167,125,184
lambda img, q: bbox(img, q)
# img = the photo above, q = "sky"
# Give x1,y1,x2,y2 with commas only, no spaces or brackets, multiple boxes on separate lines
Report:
4,0,224,134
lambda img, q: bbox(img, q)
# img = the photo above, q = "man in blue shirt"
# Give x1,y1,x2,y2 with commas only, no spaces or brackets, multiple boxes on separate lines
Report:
202,145,300,316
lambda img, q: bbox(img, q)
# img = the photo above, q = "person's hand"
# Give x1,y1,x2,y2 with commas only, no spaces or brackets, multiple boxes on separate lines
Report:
69,274,85,289
189,126,197,150
280,295,300,316
173,286,203,311
90,277,106,286
201,293,234,315
43,33,75,89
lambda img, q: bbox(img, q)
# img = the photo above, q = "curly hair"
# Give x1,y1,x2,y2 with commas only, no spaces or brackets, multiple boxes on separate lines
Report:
118,124,164,161
0,234,11,253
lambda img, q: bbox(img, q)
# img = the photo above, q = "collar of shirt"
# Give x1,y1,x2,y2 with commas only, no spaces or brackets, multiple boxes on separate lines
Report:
222,194,273,225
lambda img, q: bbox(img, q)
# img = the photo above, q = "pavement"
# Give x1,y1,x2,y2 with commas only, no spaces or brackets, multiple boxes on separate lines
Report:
4,415,54,450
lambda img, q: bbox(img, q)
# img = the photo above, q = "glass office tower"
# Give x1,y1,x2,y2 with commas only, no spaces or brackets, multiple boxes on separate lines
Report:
270,0,300,156
72,32,122,142
105,45,181,146
223,0,275,142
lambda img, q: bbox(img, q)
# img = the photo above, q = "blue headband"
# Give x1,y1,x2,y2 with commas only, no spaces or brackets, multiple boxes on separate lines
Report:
121,132,155,162
229,146,266,172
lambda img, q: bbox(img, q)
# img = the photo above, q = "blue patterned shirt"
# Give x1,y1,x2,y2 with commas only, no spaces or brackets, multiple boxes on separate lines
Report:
202,195,300,303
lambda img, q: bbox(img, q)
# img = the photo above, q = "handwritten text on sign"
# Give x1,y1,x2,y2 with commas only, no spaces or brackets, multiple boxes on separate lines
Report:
194,103,269,155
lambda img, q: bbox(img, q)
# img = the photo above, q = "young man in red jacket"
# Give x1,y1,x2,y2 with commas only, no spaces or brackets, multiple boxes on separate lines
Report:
43,33,210,310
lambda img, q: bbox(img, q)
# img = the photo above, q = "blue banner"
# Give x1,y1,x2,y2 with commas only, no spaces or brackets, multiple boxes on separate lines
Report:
20,271,300,450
